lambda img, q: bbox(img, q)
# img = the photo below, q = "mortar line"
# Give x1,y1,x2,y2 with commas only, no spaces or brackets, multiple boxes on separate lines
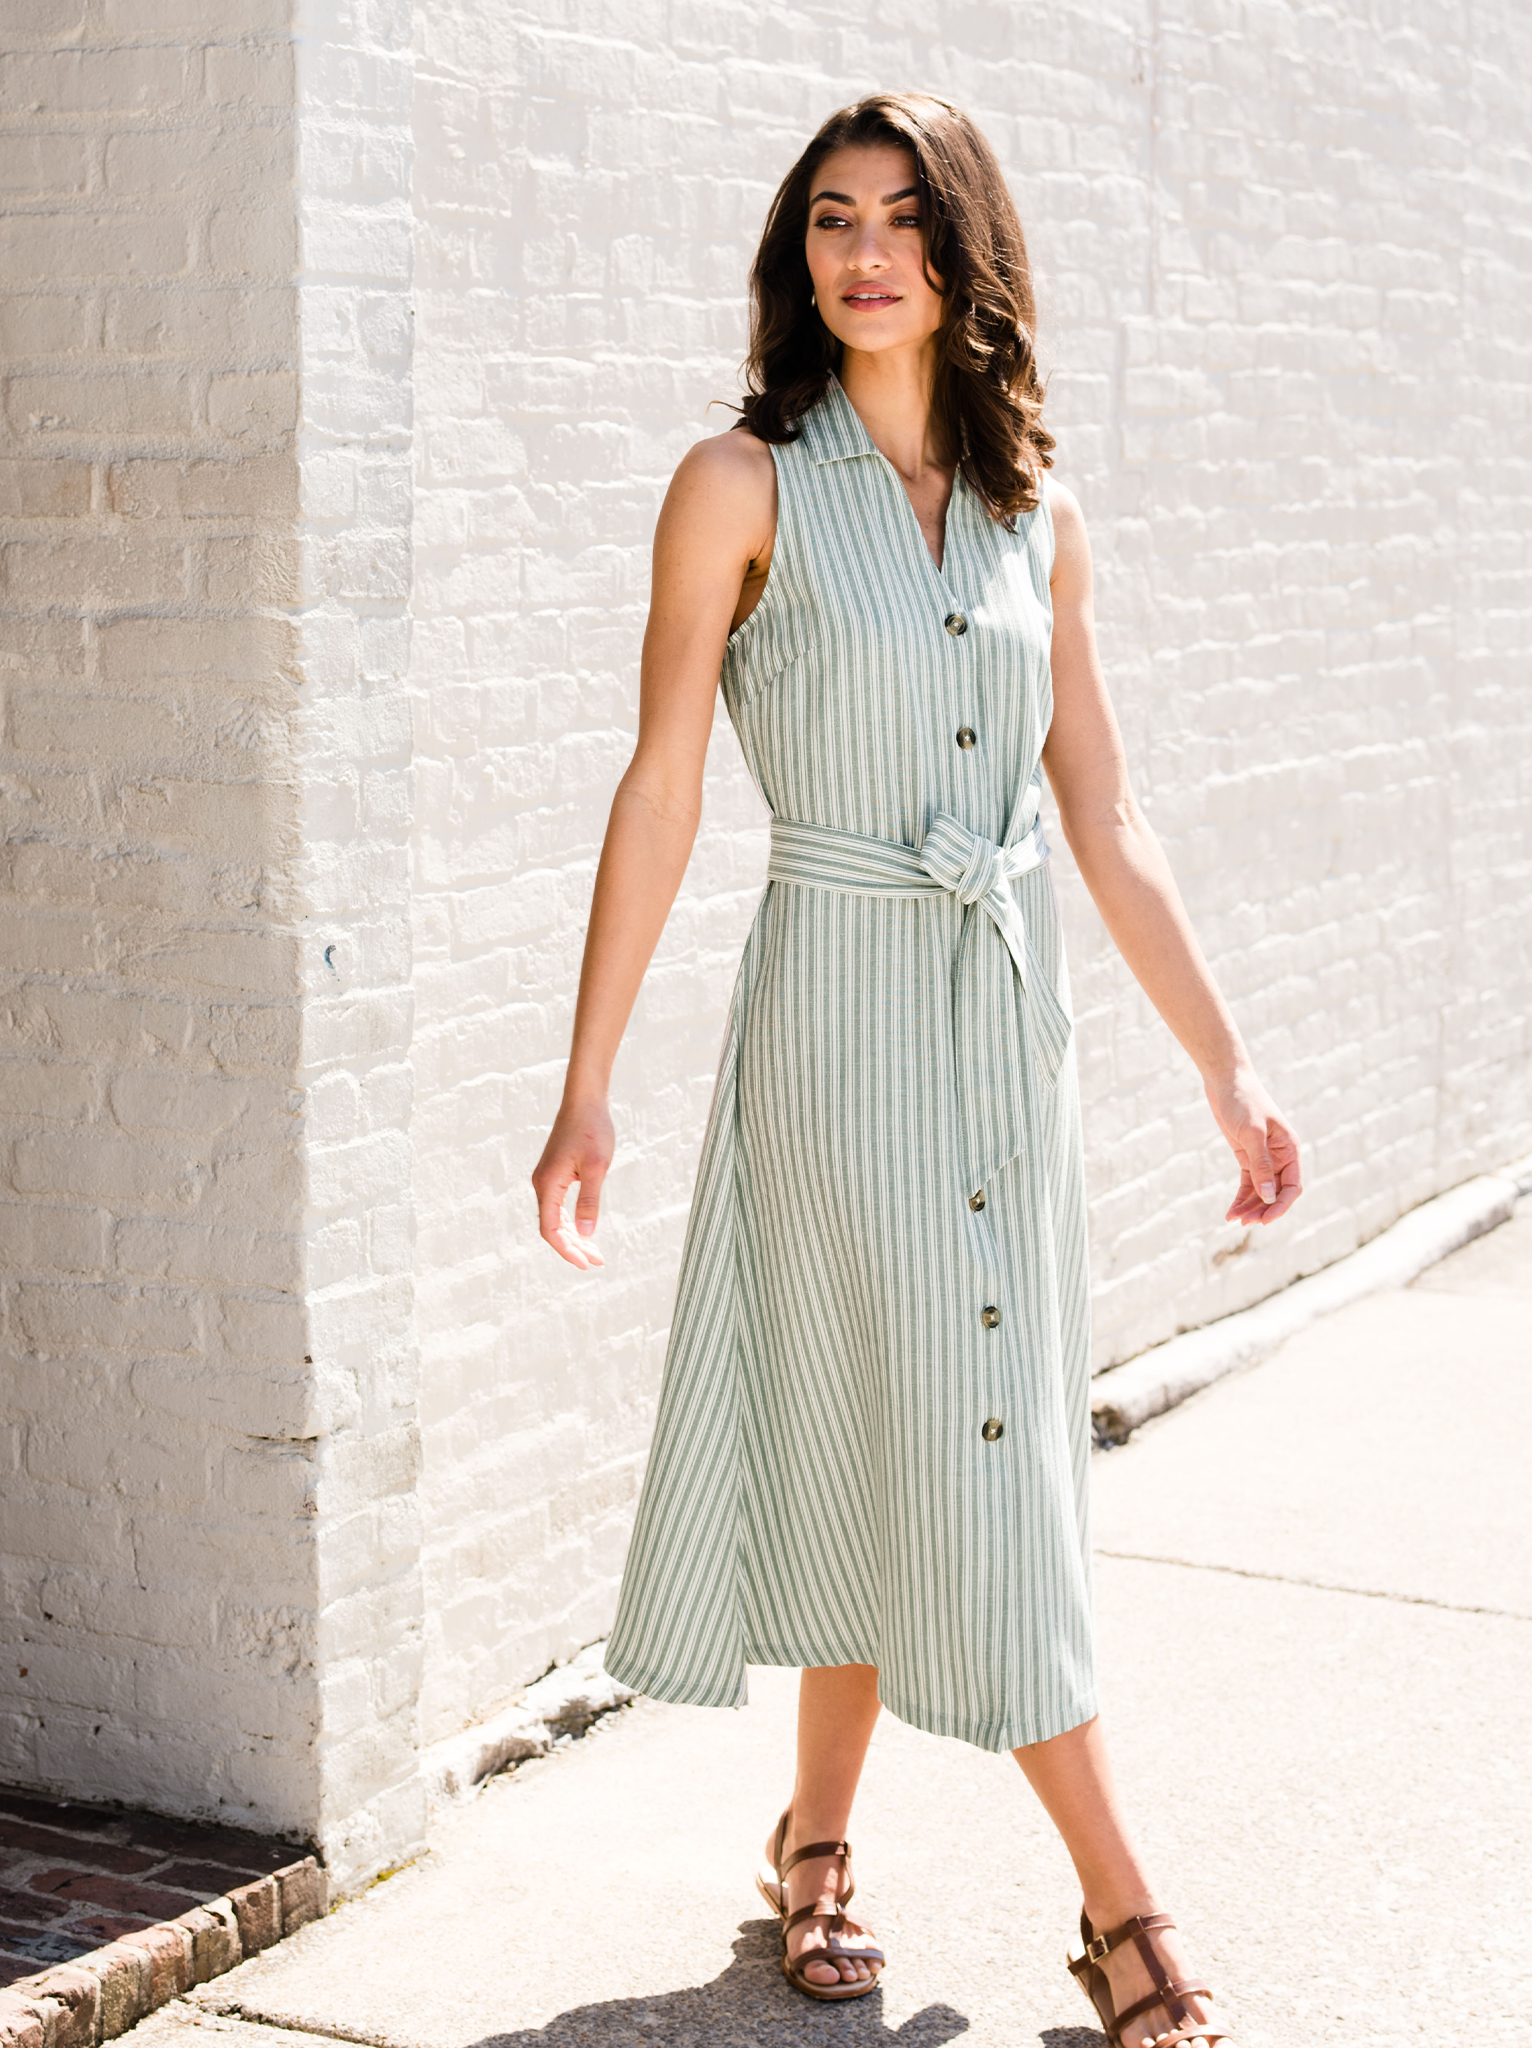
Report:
1095,1549,1530,1622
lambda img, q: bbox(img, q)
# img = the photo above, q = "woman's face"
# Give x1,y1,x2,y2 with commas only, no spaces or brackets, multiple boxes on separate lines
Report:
803,143,945,357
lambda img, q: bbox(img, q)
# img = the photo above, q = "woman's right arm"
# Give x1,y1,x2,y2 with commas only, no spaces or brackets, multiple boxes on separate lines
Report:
531,429,777,1268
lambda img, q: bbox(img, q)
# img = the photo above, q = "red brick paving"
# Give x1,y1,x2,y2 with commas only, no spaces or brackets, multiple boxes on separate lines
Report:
0,1786,306,1982
26,1873,201,1919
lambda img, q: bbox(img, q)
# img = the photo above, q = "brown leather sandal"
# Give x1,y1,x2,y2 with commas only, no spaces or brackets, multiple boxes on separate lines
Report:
1068,1907,1230,2046
755,1808,885,2002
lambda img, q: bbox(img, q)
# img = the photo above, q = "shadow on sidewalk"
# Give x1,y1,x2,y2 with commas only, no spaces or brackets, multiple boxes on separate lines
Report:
463,1916,991,2047
465,1917,1107,2047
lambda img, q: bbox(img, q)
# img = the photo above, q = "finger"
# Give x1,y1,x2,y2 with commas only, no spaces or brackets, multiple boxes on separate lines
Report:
536,1170,599,1269
573,1159,607,1239
1243,1124,1277,1207
1258,1149,1304,1223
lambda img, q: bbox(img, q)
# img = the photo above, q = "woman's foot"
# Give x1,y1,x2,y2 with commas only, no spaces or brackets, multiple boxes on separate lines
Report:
762,1819,882,1990
1079,1903,1225,2047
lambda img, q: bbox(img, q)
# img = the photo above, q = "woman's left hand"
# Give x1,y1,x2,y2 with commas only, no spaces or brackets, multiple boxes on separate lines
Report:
1205,1067,1303,1225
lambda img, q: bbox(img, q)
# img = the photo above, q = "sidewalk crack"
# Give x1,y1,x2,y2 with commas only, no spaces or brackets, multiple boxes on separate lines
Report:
1095,1549,1530,1622
196,1999,400,2047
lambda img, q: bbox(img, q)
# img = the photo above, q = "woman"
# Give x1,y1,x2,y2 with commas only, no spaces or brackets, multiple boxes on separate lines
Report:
533,92,1299,2047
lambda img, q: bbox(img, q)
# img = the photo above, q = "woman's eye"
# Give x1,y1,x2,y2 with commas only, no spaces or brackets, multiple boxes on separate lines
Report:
892,213,922,229
812,212,850,230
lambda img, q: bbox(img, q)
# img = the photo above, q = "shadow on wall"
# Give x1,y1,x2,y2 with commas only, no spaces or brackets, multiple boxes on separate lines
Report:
464,1918,998,2046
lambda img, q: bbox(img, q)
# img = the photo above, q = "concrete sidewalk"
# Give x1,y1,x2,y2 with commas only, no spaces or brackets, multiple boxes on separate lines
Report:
134,1201,1532,2048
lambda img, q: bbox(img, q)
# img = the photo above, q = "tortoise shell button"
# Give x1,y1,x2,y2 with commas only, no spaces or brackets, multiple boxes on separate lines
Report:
968,1189,986,1212
944,611,969,636
981,1418,1004,1442
955,726,977,750
981,1304,1001,1329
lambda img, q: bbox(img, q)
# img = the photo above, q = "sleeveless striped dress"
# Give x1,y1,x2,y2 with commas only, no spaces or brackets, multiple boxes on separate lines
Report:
604,375,1096,1752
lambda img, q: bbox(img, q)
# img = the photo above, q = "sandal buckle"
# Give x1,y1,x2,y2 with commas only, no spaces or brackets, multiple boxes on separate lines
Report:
1085,1934,1112,1963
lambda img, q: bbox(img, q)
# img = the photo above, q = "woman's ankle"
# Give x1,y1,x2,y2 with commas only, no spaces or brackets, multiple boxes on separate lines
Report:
1081,1888,1160,1937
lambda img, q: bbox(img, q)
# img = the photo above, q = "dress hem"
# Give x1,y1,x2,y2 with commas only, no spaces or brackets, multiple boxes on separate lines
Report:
603,1645,1098,1756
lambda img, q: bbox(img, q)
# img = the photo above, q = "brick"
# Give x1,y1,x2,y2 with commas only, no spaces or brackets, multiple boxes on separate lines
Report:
13,1968,94,2048
0,137,92,197
105,126,287,196
107,454,297,519
25,1872,193,1921
0,1820,155,1873
0,462,90,516
0,296,97,357
171,1901,240,1983
14,1281,199,1357
225,1874,278,1956
0,1897,64,1934
0,1996,45,2048
274,1856,326,1934
3,537,188,608
109,1070,248,1134
116,1923,188,2008
0,215,186,285
207,205,297,278
12,1135,204,1210
0,49,189,114
79,1942,148,2037
5,373,197,441
103,285,294,357
204,43,294,109
97,613,294,683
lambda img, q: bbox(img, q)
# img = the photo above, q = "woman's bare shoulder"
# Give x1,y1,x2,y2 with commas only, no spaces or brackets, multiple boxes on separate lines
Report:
1044,476,1092,595
673,421,775,493
661,423,777,554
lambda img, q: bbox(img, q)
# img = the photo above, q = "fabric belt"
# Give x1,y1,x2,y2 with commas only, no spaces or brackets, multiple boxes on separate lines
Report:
766,806,1074,1189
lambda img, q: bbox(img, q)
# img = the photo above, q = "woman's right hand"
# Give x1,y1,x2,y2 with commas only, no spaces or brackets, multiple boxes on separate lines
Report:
532,1094,614,1270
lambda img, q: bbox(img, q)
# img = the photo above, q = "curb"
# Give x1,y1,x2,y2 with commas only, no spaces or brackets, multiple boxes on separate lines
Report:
422,1639,635,1807
0,1856,325,2047
1090,1156,1532,1447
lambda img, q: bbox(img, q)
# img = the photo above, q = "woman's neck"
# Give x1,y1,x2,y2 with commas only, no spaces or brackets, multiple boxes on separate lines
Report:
837,340,948,487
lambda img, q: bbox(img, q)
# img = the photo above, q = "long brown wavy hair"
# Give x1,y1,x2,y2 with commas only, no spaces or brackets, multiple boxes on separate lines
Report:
737,93,1054,525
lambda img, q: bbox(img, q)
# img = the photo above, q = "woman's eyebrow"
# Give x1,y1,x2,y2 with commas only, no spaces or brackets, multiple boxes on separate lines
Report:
808,185,920,206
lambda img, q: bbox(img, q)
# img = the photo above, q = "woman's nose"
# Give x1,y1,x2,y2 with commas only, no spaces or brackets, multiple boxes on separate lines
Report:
848,228,891,270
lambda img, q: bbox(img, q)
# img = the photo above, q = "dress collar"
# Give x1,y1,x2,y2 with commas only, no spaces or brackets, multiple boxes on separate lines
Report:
797,372,879,466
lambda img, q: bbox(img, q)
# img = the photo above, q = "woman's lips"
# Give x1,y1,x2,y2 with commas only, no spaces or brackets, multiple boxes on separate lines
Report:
842,289,899,306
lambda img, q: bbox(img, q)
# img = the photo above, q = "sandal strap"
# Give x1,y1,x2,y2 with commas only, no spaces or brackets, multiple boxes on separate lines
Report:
780,1836,851,1877
1080,1908,1177,1964
784,1901,851,1935
1114,1980,1213,2032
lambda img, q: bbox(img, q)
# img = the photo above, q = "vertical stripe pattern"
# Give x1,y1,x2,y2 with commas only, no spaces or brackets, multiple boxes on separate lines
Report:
604,377,1096,1753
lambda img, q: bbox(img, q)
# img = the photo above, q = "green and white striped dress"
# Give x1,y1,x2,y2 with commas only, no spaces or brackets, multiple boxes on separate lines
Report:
604,375,1096,1753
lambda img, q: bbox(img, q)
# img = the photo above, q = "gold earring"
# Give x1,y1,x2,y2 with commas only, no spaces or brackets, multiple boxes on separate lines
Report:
810,290,816,307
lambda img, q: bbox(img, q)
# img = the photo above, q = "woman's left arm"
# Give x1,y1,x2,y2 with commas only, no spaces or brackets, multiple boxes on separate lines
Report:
1040,482,1302,1226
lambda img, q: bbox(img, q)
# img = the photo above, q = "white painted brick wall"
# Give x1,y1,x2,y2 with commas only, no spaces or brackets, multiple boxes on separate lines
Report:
408,0,1532,1747
0,0,318,1831
3,0,1529,1887
0,0,424,1891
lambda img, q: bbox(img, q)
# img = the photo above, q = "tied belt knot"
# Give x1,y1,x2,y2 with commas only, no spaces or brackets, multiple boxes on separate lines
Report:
766,806,1074,1188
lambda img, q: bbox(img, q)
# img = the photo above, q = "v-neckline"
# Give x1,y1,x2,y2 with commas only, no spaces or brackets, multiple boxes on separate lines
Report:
827,376,962,594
